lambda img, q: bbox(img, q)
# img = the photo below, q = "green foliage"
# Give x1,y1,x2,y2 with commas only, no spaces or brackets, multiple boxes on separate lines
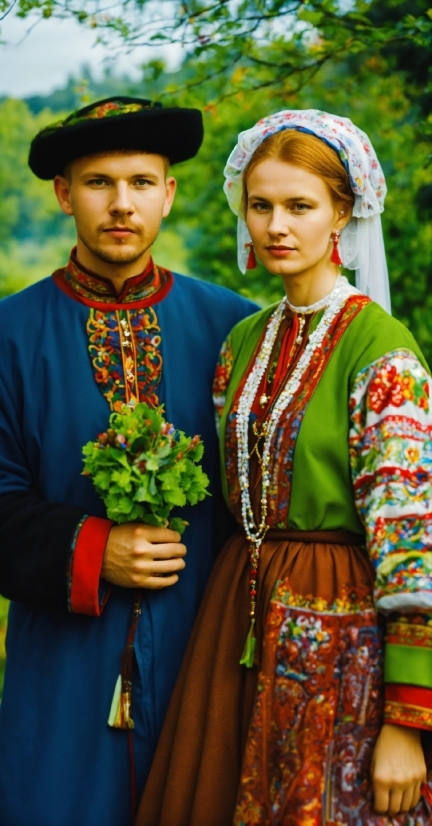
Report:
0,98,70,243
0,97,76,294
0,1,430,360
82,403,210,532
2,2,430,127
166,57,431,359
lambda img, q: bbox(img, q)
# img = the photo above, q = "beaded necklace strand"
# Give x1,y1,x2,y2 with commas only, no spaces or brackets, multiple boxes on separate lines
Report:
236,275,358,666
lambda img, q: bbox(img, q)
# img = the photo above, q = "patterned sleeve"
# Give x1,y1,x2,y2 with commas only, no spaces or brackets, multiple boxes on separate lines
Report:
212,335,234,433
349,348,432,729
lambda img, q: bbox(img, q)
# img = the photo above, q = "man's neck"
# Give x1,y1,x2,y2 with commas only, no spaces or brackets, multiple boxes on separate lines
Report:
76,242,152,295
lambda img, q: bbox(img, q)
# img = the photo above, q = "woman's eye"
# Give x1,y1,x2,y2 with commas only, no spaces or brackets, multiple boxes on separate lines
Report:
251,202,270,212
292,203,310,213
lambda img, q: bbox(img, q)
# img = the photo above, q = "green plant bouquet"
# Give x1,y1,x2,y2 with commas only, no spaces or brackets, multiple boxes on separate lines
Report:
82,402,210,534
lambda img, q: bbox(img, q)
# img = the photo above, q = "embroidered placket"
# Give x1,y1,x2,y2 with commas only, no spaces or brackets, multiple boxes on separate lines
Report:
87,307,163,411
118,311,139,407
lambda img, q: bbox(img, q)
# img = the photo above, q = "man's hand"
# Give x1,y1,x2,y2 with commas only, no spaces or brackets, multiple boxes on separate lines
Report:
371,723,426,816
102,523,186,589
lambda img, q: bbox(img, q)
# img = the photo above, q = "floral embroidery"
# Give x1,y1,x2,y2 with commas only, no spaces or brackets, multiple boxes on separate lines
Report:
212,336,234,432
235,581,432,824
384,617,432,726
384,701,432,729
63,251,172,306
275,578,375,615
87,307,162,411
368,364,430,414
224,109,386,221
41,98,161,135
234,581,403,826
386,615,432,647
68,100,149,122
225,296,369,526
349,350,432,614
384,617,432,721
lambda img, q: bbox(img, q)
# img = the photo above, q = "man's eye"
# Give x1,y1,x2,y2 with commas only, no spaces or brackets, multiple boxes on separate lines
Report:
135,179,152,187
89,179,108,186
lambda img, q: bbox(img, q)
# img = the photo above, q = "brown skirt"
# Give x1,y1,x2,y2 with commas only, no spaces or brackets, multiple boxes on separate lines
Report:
135,529,375,826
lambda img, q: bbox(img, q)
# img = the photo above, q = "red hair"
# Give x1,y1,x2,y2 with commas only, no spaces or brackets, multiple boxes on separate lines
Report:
242,129,354,214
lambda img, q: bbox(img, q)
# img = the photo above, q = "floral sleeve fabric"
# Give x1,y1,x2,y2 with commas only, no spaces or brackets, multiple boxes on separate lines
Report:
349,348,432,729
212,335,234,434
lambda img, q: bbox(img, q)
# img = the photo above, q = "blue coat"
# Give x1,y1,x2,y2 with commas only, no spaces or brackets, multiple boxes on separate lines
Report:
0,268,256,826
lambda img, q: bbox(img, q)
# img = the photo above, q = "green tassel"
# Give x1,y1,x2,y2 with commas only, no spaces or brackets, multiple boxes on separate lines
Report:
107,674,122,727
239,619,256,668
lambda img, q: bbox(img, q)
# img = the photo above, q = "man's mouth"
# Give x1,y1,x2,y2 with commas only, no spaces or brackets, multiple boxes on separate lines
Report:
103,227,137,237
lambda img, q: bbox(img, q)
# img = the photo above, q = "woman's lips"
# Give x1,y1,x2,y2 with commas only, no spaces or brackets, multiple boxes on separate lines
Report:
266,246,296,257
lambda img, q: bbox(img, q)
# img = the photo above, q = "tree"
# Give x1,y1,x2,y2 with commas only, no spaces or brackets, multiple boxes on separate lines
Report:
0,98,75,296
0,2,430,359
1,2,430,116
167,54,432,363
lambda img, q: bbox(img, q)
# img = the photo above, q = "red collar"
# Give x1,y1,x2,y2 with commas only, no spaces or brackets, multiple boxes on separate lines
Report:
53,248,173,310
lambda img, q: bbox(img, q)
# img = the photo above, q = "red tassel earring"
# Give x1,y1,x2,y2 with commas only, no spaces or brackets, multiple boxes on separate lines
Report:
331,230,343,266
246,243,257,270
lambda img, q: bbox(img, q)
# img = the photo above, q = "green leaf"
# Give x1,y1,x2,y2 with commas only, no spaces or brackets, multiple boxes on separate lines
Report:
169,517,188,534
298,9,323,27
111,469,133,491
145,456,160,471
93,470,112,490
162,488,187,507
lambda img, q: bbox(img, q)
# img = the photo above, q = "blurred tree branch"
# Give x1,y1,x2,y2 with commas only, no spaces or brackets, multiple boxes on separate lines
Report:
1,1,430,92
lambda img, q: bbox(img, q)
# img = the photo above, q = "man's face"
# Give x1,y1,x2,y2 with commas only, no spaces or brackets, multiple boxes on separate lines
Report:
54,152,176,276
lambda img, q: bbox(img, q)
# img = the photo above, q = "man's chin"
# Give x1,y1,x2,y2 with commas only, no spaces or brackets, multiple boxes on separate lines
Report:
91,246,148,267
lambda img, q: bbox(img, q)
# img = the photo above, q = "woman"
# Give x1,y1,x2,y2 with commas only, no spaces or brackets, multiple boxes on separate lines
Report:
136,110,432,826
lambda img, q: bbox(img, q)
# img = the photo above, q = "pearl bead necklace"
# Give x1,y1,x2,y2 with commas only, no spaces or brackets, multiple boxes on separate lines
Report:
236,275,357,624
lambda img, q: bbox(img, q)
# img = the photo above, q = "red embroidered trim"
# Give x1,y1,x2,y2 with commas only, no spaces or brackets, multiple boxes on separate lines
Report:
386,618,432,648
385,683,432,710
384,699,432,731
213,337,234,424
225,295,370,524
70,516,114,616
52,250,174,310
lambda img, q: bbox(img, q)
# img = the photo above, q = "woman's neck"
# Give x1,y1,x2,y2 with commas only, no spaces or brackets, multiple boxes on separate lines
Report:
281,266,340,309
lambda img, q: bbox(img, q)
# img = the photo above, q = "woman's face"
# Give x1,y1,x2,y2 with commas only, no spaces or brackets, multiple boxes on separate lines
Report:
246,158,345,283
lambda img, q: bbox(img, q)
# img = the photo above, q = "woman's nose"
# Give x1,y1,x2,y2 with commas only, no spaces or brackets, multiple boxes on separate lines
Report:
267,208,289,237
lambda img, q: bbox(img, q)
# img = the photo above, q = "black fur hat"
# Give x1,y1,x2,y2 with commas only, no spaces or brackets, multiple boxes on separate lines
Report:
29,96,204,179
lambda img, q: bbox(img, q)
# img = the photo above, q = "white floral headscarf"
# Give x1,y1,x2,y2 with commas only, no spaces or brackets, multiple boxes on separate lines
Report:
223,109,391,312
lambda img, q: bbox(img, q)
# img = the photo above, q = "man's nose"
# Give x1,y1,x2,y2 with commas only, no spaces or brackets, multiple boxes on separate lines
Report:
109,184,134,214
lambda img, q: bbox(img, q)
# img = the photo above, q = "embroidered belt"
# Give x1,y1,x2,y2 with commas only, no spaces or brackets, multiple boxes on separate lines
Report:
265,528,365,545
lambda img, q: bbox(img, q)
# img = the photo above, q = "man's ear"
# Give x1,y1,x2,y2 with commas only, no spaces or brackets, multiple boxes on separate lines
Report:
53,175,74,216
162,176,177,219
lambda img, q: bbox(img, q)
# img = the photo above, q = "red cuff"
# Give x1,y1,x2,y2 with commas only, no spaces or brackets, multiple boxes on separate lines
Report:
70,516,113,616
384,683,432,731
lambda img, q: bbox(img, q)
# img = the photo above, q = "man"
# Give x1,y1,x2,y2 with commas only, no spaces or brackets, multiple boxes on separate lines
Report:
0,97,256,826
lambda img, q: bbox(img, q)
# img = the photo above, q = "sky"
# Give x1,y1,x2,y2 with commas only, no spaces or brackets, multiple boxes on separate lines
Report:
0,7,182,98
